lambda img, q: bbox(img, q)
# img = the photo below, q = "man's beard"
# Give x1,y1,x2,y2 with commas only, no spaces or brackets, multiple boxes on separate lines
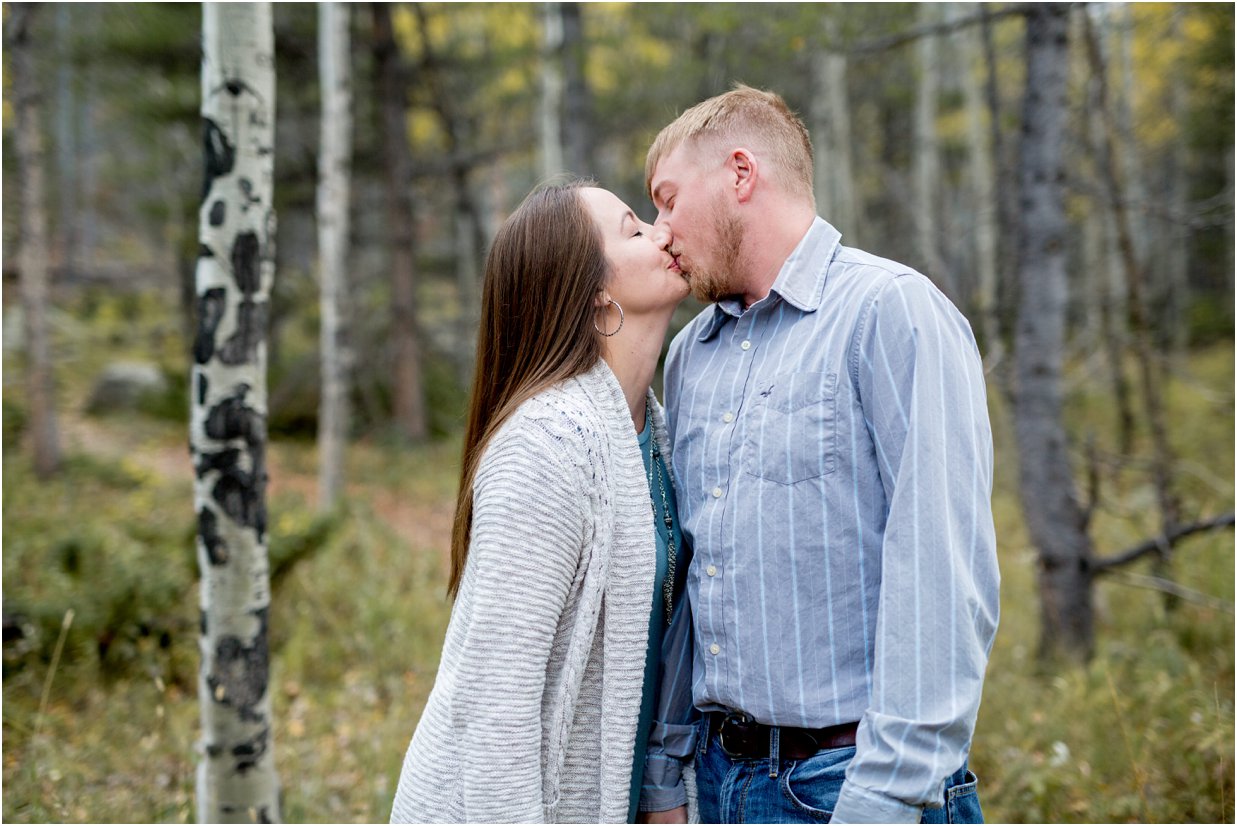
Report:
685,209,744,304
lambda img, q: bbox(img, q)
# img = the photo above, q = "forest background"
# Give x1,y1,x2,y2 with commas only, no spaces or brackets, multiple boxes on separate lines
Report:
2,2,1234,823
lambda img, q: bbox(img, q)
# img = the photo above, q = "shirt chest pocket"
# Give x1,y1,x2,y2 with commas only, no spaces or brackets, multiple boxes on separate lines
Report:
742,371,838,485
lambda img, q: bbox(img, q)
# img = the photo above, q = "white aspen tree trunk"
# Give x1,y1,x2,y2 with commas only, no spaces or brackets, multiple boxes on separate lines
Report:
316,2,352,510
193,4,281,820
913,3,948,290
811,18,857,244
539,1,565,180
956,3,998,353
7,3,63,480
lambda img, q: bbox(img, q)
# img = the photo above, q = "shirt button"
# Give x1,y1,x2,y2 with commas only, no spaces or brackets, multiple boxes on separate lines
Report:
722,411,734,423
740,339,752,350
711,486,722,498
709,643,721,655
706,564,718,577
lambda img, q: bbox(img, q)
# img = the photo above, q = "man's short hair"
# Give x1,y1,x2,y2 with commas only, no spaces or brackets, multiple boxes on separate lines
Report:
645,84,815,205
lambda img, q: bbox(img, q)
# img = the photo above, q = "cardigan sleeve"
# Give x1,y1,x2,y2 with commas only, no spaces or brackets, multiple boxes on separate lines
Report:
453,413,591,822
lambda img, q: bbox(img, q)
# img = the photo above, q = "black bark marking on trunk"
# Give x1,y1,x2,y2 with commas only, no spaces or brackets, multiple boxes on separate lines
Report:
217,299,269,366
198,372,209,406
231,724,271,773
238,178,262,212
199,506,229,565
209,200,226,227
199,386,268,539
200,609,208,636
206,607,270,724
194,287,227,365
231,231,261,295
202,117,235,201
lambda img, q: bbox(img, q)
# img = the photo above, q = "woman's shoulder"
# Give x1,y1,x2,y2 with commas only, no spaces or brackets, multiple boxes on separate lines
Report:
484,368,616,476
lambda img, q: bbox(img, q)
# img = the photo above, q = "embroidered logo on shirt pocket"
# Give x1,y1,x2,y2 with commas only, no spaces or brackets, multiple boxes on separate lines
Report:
742,371,838,485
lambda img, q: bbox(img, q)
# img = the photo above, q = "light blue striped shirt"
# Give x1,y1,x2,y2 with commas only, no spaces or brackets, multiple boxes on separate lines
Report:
660,217,1000,822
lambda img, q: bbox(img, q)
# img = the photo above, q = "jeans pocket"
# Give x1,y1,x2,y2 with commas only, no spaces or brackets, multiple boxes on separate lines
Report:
945,770,982,824
777,748,853,822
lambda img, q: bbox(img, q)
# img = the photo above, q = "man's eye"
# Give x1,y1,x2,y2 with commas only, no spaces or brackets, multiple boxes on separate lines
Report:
633,230,644,238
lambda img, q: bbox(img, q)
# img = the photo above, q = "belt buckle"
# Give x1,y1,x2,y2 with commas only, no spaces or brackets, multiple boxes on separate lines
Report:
718,711,754,758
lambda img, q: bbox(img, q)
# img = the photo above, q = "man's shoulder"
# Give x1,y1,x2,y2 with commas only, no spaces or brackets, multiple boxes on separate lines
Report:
667,303,719,358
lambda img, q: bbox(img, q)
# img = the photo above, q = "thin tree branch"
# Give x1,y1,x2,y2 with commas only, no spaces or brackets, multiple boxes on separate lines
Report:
1104,570,1234,614
1094,513,1236,571
847,4,1031,56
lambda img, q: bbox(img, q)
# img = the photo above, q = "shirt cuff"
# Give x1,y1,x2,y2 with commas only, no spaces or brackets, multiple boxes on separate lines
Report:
639,721,697,812
829,780,923,824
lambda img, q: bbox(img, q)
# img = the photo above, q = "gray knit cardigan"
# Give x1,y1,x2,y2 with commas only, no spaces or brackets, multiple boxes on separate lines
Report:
390,360,669,824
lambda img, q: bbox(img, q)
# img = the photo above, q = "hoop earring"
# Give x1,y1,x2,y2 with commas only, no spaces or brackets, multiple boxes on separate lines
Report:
593,299,624,337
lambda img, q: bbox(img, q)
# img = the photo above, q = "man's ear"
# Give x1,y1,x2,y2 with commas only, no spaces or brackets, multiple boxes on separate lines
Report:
727,148,757,204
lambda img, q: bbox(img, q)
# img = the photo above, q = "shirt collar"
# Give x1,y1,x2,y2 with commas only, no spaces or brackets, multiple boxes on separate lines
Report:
697,216,841,342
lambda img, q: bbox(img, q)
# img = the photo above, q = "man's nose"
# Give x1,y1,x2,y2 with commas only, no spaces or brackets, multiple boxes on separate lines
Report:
652,223,673,251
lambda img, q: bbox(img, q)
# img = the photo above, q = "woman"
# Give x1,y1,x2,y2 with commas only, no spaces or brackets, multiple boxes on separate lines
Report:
390,181,692,823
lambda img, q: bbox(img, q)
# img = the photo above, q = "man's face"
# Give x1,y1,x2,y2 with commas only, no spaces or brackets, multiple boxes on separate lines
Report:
650,144,745,304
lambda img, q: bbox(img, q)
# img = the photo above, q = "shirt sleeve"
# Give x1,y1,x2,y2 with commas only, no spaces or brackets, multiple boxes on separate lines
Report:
453,417,590,822
638,580,698,812
832,274,1000,824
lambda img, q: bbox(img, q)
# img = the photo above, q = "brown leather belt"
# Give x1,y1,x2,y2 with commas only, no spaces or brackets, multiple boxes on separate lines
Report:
708,711,859,761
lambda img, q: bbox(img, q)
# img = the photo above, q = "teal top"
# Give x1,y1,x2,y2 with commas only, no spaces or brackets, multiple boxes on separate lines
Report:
627,414,684,822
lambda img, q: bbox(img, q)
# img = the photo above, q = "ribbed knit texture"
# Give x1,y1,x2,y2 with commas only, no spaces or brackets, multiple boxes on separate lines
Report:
391,360,666,824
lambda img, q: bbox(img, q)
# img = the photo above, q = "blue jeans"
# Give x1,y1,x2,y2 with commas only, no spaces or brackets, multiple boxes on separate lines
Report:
694,718,983,824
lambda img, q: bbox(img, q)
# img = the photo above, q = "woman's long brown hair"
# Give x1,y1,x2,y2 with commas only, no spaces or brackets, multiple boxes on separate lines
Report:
448,181,609,598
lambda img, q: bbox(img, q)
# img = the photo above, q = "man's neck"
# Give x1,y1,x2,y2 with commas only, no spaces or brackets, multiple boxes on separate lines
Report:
739,207,816,309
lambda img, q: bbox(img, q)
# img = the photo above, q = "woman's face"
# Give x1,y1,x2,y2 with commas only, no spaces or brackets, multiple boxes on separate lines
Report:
580,187,689,318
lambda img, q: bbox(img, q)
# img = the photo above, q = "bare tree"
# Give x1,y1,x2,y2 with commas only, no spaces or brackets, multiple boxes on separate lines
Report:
317,2,353,509
372,3,428,443
1012,3,1096,662
561,3,593,176
913,2,947,290
810,15,857,243
955,2,999,353
539,1,565,179
192,3,281,819
7,3,63,480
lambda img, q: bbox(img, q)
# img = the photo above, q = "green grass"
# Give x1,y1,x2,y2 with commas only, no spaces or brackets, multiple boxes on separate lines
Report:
2,290,1232,822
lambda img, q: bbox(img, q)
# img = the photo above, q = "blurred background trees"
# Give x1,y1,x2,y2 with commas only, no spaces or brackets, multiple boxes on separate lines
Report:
2,3,1233,823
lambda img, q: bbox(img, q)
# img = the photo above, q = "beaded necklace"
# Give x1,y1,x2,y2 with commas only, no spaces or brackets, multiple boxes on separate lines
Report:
645,406,677,627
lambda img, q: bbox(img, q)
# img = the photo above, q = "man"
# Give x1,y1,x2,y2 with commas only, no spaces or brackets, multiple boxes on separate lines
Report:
636,86,999,824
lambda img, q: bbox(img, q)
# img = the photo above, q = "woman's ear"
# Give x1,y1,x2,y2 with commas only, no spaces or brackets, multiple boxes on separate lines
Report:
593,290,610,310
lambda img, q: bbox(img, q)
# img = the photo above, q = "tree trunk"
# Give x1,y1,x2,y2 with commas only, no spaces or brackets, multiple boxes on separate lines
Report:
561,3,593,176
810,17,857,244
981,5,1018,383
317,2,353,510
1082,8,1183,603
956,2,998,354
193,4,281,820
8,3,63,480
1013,3,1095,664
371,3,428,443
539,1,565,179
913,3,949,292
55,3,78,280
